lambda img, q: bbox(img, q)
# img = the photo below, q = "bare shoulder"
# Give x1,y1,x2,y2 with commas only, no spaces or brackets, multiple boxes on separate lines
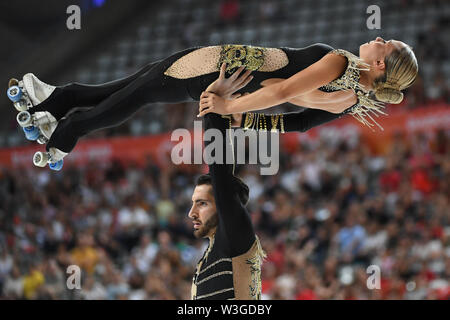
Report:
321,51,348,70
311,50,348,81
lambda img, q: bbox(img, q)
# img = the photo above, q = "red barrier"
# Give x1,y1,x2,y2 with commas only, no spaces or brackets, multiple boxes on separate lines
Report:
281,103,450,154
0,104,448,169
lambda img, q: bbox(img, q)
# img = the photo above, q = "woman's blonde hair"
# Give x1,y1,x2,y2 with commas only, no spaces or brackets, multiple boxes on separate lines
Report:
372,45,418,104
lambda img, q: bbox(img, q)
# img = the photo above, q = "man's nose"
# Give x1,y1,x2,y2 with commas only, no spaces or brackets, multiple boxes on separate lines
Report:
188,207,197,219
376,36,384,42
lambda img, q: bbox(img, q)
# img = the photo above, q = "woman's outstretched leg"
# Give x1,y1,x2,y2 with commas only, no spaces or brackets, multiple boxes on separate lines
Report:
32,60,162,120
46,54,195,153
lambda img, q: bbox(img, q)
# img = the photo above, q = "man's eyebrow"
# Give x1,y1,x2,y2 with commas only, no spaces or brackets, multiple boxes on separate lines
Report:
193,199,209,203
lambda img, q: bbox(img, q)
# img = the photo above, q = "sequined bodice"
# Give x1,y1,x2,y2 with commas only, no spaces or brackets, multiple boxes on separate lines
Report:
317,49,386,129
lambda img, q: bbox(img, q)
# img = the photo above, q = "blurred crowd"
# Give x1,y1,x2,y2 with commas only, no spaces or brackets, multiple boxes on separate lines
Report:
0,127,448,300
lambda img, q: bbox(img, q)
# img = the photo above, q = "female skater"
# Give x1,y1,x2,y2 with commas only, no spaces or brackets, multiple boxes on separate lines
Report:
9,37,418,167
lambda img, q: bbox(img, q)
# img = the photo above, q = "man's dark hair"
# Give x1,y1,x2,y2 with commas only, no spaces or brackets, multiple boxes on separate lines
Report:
196,174,249,206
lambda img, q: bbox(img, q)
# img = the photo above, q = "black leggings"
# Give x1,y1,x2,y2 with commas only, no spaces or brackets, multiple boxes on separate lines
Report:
40,47,220,153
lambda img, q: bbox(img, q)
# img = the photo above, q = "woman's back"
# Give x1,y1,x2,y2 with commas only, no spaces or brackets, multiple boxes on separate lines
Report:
163,43,335,80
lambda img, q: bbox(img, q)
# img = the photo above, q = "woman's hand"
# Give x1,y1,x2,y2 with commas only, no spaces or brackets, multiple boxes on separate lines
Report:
204,63,253,100
198,91,251,118
198,92,230,117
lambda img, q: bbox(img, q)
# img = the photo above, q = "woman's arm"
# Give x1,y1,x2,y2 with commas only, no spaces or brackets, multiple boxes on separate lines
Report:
198,52,347,116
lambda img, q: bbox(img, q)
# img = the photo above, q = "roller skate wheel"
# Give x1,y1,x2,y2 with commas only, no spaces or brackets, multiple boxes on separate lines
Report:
7,86,22,103
8,78,19,88
13,100,28,112
23,126,39,141
17,111,32,127
33,151,49,167
49,160,63,171
37,135,48,145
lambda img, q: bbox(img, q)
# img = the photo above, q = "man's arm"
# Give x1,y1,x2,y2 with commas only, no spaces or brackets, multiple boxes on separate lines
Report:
204,113,255,257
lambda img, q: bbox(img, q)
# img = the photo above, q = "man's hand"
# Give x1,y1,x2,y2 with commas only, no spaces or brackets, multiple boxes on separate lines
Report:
205,63,253,100
231,113,242,127
198,92,229,116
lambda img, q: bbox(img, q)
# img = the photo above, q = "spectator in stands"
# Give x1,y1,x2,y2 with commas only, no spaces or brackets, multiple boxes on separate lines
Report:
218,0,241,27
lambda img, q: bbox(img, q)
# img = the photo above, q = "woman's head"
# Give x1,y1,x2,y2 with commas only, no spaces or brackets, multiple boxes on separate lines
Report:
359,36,418,104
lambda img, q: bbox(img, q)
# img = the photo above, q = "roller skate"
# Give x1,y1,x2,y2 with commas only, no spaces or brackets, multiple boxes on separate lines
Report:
7,74,65,170
7,74,58,145
32,147,67,171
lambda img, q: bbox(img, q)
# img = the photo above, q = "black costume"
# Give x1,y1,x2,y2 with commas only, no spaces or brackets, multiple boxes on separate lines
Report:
193,105,351,299
191,113,264,300
32,43,384,153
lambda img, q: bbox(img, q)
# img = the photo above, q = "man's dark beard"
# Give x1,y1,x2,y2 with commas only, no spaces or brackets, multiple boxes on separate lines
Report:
194,213,218,238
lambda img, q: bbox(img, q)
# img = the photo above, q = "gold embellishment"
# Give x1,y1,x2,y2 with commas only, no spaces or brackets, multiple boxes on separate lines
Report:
320,49,387,130
270,114,279,132
194,236,215,281
244,113,286,133
196,271,234,285
246,236,266,300
348,91,388,131
243,113,254,130
198,258,232,275
320,49,370,92
218,45,266,76
196,287,235,300
192,235,216,299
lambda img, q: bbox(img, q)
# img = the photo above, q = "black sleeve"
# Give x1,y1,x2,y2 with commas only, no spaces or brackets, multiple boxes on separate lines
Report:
204,114,255,257
240,108,344,132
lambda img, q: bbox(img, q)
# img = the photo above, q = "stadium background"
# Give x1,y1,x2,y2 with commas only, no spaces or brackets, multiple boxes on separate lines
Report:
0,0,448,300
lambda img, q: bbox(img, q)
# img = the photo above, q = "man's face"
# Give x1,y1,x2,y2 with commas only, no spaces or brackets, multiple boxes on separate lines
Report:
188,184,218,238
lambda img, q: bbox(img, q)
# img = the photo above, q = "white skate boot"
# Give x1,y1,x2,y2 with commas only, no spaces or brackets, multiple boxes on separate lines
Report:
7,73,58,144
7,74,67,170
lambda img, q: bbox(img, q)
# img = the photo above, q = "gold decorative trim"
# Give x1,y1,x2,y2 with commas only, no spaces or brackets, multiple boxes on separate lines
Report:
246,236,266,300
243,113,255,130
192,235,216,299
243,113,285,133
270,114,279,132
198,258,232,275
322,49,387,130
196,287,235,300
218,45,266,76
347,92,388,130
196,271,234,285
